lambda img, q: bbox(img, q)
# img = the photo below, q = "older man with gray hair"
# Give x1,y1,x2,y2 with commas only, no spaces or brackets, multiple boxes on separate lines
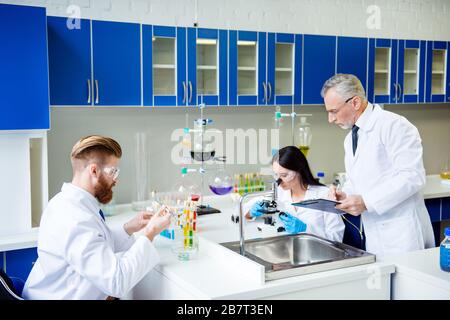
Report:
321,73,434,259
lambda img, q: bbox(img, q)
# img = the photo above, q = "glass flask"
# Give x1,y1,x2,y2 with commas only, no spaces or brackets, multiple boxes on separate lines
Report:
172,168,201,203
298,117,312,157
208,157,233,195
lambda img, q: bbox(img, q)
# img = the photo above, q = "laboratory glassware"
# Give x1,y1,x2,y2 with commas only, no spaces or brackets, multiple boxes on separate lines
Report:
208,157,233,195
298,116,312,157
132,132,150,211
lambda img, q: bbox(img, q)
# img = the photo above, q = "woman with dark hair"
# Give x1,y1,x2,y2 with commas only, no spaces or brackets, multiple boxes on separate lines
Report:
245,146,344,242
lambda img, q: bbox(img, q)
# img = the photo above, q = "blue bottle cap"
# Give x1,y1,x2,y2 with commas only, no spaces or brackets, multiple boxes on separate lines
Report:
445,228,450,237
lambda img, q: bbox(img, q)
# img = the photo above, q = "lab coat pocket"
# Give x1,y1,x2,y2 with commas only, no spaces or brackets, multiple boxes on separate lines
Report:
376,215,421,256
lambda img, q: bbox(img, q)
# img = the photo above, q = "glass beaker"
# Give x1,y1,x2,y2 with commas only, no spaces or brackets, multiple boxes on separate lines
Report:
171,200,198,261
441,159,450,179
132,132,151,211
298,117,312,157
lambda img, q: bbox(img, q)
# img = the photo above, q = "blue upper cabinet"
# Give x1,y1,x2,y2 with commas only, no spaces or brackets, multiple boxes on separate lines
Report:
369,38,426,104
143,25,177,106
303,35,336,105
92,21,141,106
229,30,259,106
337,36,368,93
47,16,92,106
0,4,49,130
176,27,227,107
266,33,302,105
397,40,426,103
229,31,301,106
368,39,397,104
425,41,448,103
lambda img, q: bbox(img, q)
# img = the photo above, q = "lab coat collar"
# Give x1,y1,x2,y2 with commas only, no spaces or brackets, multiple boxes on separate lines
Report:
61,182,101,216
355,102,375,133
351,103,377,162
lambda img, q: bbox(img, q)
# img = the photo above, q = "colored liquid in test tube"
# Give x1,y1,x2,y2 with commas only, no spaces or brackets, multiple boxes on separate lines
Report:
171,200,198,261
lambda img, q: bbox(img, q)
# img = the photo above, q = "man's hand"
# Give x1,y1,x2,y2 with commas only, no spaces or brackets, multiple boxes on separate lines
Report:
328,185,347,201
144,206,171,241
335,195,367,216
124,211,154,236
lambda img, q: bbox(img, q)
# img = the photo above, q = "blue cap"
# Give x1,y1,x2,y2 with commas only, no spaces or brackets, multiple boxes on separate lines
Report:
317,172,325,178
445,228,450,237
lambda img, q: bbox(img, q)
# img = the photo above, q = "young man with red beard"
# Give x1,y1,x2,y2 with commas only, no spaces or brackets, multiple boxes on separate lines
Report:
23,135,171,300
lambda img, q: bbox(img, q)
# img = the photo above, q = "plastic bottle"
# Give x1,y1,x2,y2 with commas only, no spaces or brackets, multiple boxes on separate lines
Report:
440,228,450,272
317,171,325,184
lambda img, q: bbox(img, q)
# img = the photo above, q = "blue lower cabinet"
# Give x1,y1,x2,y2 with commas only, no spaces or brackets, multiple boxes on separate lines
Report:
425,198,441,222
5,248,38,282
432,222,442,246
341,214,365,250
0,252,4,271
442,197,450,221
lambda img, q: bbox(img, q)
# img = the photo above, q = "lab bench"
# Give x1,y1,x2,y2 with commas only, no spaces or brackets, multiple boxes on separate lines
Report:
384,248,450,299
0,175,449,298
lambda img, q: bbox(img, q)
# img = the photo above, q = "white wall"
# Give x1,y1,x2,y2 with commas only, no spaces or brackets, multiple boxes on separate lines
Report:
1,0,449,205
3,0,450,41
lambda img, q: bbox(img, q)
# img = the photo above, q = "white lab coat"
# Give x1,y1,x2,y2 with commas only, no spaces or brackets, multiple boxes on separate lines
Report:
245,185,345,242
22,183,160,300
342,103,435,258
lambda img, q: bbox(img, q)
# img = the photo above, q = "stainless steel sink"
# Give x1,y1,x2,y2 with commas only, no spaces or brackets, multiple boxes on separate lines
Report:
221,233,375,281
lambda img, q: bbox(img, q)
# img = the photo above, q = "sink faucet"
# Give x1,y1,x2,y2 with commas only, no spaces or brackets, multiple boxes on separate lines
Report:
239,179,281,256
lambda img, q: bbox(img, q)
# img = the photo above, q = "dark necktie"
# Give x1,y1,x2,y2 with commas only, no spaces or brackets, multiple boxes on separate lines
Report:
352,125,359,156
99,209,105,221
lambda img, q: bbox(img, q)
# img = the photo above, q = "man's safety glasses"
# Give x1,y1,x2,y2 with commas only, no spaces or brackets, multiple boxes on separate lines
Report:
103,166,120,180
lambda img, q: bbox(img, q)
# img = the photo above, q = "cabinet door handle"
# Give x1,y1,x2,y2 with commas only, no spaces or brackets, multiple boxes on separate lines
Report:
87,79,91,104
393,83,398,102
95,79,99,104
267,82,272,103
397,83,402,102
262,82,267,103
188,81,193,104
182,81,187,104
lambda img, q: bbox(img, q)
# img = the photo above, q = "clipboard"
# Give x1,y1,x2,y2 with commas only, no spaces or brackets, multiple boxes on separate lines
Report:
291,198,346,215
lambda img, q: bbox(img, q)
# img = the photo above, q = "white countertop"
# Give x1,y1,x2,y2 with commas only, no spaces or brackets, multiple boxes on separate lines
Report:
133,195,394,299
422,175,450,199
148,237,394,299
383,247,450,291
